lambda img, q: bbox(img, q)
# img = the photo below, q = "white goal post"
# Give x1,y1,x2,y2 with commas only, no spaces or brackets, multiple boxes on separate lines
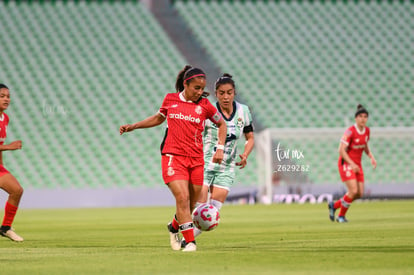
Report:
256,127,414,204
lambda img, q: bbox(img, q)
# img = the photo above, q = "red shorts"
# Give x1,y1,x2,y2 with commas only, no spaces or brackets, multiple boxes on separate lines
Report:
161,154,204,185
338,162,364,183
0,165,10,177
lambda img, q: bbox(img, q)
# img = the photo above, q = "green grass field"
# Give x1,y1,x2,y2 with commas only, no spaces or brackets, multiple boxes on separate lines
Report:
1,200,413,275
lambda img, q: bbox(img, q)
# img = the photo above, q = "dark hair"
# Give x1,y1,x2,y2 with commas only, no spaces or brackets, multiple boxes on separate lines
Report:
175,65,208,97
0,84,9,90
214,73,236,93
355,104,369,118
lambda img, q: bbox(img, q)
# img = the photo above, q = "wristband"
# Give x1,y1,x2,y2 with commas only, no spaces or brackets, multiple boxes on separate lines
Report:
216,144,224,150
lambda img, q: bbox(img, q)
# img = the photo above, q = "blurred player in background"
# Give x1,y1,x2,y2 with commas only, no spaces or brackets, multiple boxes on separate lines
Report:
182,73,254,245
329,104,377,223
119,66,226,252
0,84,24,242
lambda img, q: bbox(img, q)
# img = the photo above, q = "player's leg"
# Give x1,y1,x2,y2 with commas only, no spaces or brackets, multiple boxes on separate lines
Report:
197,171,214,205
197,184,209,204
355,181,364,200
187,172,214,243
336,179,358,222
168,179,197,251
354,169,365,200
208,173,231,229
179,161,205,252
162,155,191,250
187,180,204,242
189,181,203,212
0,173,24,242
209,185,228,211
209,171,232,210
331,164,354,222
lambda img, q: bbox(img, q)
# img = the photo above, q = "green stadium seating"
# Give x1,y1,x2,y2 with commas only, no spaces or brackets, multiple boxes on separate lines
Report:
1,1,412,191
174,0,413,186
175,0,413,129
0,1,186,189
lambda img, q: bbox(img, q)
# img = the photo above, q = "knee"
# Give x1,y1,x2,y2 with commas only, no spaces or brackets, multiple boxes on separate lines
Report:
12,186,24,198
347,189,358,199
175,193,190,208
355,190,363,199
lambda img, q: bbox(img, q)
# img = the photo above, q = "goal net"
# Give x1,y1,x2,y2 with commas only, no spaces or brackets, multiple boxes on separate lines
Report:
255,127,414,204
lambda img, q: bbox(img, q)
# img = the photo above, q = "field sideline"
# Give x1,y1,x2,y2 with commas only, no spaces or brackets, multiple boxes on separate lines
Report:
1,200,413,274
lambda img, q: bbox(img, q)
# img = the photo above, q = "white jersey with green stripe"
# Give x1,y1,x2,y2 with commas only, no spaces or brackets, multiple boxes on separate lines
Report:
203,101,253,173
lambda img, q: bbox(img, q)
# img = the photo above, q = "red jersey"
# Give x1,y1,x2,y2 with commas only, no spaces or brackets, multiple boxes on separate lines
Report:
158,92,221,157
338,124,370,165
0,112,9,145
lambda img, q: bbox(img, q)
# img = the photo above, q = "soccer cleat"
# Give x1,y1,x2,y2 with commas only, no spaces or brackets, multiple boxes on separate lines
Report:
336,216,348,223
328,201,336,222
181,239,187,248
0,228,24,242
182,241,196,252
167,222,181,251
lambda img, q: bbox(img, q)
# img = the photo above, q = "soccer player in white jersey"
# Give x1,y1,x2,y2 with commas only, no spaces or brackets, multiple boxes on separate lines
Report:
120,66,226,252
184,73,254,243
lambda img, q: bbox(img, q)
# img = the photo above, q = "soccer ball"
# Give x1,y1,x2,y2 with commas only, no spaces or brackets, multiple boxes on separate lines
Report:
192,203,220,231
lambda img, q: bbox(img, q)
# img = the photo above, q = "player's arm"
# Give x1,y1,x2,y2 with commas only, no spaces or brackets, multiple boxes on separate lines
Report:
0,141,22,151
0,141,22,166
364,143,377,169
212,117,227,164
236,131,254,169
120,113,166,135
338,142,360,173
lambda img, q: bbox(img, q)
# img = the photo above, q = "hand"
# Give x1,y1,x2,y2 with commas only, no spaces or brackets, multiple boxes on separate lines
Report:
371,156,377,170
7,140,22,150
212,149,224,164
350,163,360,173
236,154,247,169
119,124,134,135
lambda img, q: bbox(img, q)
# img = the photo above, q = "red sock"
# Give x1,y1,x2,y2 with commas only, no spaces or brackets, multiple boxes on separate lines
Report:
333,199,342,209
180,222,195,243
338,195,353,217
171,215,179,231
2,202,18,227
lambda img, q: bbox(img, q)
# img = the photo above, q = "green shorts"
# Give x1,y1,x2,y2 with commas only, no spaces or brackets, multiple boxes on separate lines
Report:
203,170,235,191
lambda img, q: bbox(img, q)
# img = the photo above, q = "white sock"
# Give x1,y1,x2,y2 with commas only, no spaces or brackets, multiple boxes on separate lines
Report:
192,202,204,239
194,226,202,238
210,199,223,210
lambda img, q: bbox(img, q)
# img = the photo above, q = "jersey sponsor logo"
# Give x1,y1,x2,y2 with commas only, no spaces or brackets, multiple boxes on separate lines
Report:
352,144,366,149
169,113,201,123
225,133,237,143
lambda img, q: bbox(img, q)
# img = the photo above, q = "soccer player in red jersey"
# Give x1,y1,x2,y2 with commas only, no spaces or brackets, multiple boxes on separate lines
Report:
329,104,377,223
0,84,24,242
120,66,227,252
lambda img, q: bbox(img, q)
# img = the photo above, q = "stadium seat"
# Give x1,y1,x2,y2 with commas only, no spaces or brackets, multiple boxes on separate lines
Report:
0,1,186,189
